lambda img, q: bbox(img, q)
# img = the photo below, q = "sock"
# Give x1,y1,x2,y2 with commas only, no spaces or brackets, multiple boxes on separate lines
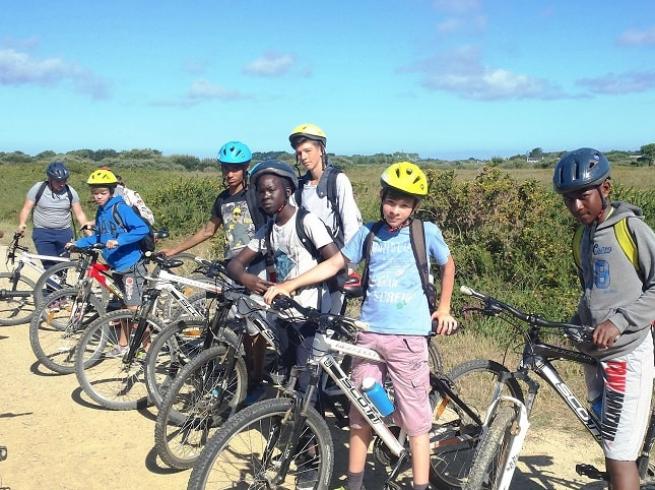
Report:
413,484,429,490
346,471,364,490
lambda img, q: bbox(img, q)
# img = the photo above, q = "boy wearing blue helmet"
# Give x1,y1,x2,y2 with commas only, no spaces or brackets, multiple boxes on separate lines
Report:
554,148,655,490
161,141,265,259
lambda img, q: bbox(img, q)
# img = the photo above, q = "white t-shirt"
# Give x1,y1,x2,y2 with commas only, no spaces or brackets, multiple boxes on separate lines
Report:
247,208,334,311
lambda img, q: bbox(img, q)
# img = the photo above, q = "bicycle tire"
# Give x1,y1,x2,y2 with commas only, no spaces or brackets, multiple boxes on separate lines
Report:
144,318,207,409
75,309,166,410
32,260,80,306
0,272,36,326
187,397,333,490
154,343,247,469
464,406,517,490
29,287,104,374
429,359,523,490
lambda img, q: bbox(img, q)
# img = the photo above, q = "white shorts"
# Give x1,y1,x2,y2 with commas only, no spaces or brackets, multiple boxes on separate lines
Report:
586,330,654,461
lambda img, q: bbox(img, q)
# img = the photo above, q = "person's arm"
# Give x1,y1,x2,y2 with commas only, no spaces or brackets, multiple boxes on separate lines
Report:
432,255,457,335
336,173,362,245
226,246,272,294
263,252,347,303
161,217,221,257
71,202,93,235
17,198,35,235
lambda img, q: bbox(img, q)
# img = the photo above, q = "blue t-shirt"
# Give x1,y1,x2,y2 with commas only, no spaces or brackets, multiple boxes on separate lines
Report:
342,221,450,335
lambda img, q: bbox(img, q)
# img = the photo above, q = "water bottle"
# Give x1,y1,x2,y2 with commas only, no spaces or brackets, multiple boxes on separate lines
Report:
591,396,603,419
361,377,395,417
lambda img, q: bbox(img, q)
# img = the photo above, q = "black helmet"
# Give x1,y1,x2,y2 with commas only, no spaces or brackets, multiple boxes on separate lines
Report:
249,160,297,192
46,161,70,180
553,148,610,194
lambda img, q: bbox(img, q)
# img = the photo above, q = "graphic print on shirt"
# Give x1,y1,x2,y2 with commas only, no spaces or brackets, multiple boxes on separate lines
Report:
222,201,254,254
368,239,417,310
274,248,295,282
594,259,610,289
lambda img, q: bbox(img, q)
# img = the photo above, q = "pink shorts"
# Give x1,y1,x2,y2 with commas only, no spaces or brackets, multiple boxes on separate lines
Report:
349,332,432,437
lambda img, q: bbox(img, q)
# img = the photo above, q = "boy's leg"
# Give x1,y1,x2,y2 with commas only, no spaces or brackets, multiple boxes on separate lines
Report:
600,331,654,490
116,262,147,349
383,335,432,487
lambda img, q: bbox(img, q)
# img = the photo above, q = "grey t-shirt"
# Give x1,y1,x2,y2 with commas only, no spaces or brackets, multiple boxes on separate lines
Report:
26,182,80,229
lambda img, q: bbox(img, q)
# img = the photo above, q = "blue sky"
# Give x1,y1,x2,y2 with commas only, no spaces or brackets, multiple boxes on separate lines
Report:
1,0,654,160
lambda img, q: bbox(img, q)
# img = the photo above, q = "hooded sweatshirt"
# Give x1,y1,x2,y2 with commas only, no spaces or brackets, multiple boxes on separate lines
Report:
75,195,149,272
574,200,655,361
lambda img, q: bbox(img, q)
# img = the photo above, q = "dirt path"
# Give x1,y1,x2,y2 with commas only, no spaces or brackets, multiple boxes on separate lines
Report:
0,248,611,489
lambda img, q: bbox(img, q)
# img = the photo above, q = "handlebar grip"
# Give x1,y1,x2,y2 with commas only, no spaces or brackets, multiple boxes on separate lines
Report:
460,285,475,296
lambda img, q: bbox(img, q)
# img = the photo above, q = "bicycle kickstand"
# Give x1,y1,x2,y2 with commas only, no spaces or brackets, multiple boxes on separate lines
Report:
576,463,608,481
384,450,409,490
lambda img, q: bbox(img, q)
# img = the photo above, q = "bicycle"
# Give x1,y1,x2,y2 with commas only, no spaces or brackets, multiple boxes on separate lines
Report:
457,285,655,490
73,253,222,410
186,295,514,490
1,232,75,325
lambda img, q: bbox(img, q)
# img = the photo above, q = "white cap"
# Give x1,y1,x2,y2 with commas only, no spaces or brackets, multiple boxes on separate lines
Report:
361,377,376,391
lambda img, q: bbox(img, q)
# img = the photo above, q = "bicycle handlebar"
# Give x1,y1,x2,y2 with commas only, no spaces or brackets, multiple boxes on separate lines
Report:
67,243,106,255
460,285,593,339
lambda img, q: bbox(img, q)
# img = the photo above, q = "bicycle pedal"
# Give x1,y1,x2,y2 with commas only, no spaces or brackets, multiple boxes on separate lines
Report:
575,463,608,481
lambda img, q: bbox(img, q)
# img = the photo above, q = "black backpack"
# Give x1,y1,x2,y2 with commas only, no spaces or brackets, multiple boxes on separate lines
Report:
110,201,155,253
295,165,345,248
360,219,437,312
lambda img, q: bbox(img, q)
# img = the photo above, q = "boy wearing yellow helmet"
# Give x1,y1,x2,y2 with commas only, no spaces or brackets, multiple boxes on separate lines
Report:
289,123,363,313
72,169,151,355
265,162,457,490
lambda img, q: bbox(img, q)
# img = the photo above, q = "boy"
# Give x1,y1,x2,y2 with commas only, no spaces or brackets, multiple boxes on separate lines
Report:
72,169,150,355
227,160,340,394
289,123,363,312
265,161,458,490
161,140,265,259
553,148,655,490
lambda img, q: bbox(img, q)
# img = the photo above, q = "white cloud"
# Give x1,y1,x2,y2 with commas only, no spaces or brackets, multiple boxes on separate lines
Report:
0,48,109,99
437,14,486,34
187,79,251,100
242,52,295,77
400,45,566,100
617,26,655,46
577,71,655,94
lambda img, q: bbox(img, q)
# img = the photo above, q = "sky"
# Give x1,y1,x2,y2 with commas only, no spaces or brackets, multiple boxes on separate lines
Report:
1,0,654,160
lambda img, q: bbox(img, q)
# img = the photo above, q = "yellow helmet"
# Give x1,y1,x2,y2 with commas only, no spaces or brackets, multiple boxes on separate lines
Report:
380,162,428,197
289,123,327,148
87,169,118,186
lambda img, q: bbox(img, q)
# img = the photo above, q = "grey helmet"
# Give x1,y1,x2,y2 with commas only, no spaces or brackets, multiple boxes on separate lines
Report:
249,160,297,192
553,148,610,194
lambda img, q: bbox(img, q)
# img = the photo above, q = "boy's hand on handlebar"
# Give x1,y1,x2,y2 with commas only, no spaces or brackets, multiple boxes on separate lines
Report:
106,239,119,249
159,248,176,257
432,310,458,335
242,276,272,295
263,283,293,304
592,320,620,349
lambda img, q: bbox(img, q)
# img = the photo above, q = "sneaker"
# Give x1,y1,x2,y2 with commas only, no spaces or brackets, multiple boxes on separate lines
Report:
244,384,267,406
295,468,318,490
106,345,128,358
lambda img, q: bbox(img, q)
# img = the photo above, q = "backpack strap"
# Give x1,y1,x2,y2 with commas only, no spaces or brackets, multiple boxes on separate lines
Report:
111,201,127,232
295,207,320,259
572,216,641,276
33,181,73,209
409,219,436,311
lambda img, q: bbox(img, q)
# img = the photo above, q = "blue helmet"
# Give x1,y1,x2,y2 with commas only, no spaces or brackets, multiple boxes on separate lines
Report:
553,148,610,194
217,141,252,166
249,160,297,192
46,161,70,180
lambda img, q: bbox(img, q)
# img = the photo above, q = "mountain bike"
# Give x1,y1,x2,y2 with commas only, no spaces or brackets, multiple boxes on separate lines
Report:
457,285,655,490
187,295,516,490
73,253,221,410
1,232,75,325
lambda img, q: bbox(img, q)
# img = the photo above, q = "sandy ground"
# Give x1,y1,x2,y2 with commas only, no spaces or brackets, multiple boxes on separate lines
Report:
0,246,615,490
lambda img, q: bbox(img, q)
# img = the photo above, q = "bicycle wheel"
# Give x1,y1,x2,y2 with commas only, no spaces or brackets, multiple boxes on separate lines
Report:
0,272,36,326
429,360,523,490
144,318,207,408
29,287,104,374
75,310,166,410
187,398,333,490
154,343,247,469
163,291,211,325
464,406,518,490
32,260,80,306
